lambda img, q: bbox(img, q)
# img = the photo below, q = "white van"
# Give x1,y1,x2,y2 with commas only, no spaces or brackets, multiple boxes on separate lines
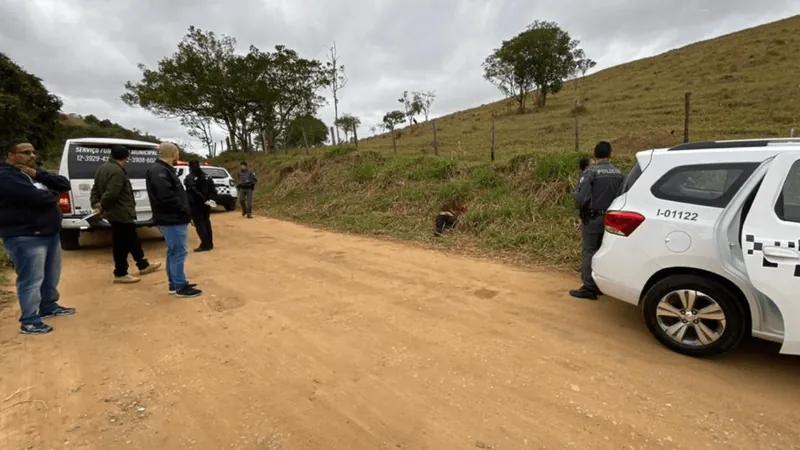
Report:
57,138,159,250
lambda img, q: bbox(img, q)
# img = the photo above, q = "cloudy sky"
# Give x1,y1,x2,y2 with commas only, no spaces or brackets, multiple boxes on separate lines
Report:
1,0,798,154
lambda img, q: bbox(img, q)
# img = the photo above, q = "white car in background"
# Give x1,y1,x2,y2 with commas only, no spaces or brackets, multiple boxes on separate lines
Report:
592,138,800,357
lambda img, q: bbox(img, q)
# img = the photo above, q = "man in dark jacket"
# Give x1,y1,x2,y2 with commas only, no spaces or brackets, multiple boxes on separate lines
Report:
184,159,218,252
145,142,202,298
236,161,257,219
0,139,76,335
91,144,161,284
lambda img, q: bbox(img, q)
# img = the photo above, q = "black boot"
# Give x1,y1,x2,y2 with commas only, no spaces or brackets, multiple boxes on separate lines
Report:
569,287,599,300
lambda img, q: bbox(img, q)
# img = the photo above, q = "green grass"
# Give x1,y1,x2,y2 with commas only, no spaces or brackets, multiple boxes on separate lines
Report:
216,147,635,269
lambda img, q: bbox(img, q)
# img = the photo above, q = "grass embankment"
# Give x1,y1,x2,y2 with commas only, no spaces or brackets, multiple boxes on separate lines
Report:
216,147,635,270
351,15,799,161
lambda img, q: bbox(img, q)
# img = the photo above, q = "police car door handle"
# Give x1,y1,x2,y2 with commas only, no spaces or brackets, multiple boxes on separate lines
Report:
762,246,800,260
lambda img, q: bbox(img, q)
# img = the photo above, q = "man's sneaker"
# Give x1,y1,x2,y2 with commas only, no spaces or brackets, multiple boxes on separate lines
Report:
114,275,141,284
138,261,163,276
175,286,202,298
169,283,197,295
569,287,599,301
20,323,54,335
40,305,76,318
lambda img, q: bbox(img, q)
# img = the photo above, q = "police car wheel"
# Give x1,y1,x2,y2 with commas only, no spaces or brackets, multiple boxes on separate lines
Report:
641,274,747,357
224,202,236,212
60,229,80,251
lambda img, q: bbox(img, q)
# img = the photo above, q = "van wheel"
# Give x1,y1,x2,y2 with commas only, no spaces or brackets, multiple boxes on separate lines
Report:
60,230,80,251
225,202,236,212
641,274,747,357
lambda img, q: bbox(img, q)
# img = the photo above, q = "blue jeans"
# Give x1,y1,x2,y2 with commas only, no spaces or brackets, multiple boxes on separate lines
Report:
158,224,189,291
3,234,62,325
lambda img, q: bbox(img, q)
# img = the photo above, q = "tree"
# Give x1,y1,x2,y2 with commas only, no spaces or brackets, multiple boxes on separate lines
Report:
122,26,329,154
382,110,405,153
325,41,347,146
335,114,361,147
122,26,239,147
369,125,378,136
571,48,596,95
285,114,328,148
0,52,63,158
181,113,216,156
482,20,584,111
397,91,422,126
412,91,436,121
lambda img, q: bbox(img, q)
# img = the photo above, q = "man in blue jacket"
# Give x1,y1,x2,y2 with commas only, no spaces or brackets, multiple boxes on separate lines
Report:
0,139,76,334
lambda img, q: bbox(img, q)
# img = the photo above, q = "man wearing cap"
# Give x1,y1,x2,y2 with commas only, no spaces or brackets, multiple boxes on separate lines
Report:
91,144,162,284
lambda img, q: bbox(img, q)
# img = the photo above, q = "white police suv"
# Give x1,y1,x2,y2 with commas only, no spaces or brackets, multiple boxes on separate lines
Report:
57,137,159,250
592,138,800,357
174,161,238,211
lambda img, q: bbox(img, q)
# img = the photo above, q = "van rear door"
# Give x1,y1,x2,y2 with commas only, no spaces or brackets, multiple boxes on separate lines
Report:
740,151,800,355
65,143,159,223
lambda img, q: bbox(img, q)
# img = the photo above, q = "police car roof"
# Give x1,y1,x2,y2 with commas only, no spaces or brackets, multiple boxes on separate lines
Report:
666,137,800,151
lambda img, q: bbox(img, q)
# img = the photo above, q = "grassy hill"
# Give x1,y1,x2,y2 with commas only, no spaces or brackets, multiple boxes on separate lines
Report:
355,15,800,161
212,15,800,271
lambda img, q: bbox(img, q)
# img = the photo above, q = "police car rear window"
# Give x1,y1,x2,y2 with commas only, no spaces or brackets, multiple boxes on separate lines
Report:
67,144,158,179
202,167,229,179
650,162,759,208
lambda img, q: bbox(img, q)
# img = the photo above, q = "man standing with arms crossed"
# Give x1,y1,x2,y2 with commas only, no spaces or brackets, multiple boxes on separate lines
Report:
0,139,76,334
91,144,162,284
145,142,202,298
236,161,257,219
570,141,625,301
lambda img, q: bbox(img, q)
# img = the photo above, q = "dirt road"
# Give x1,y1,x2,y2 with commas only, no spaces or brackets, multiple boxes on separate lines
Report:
1,212,799,450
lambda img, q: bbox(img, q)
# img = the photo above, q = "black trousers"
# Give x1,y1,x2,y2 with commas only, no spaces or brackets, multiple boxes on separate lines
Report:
190,205,213,249
435,213,457,235
109,221,149,277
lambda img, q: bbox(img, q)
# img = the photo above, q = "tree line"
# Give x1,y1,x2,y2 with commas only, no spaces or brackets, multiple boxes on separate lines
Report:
123,19,594,155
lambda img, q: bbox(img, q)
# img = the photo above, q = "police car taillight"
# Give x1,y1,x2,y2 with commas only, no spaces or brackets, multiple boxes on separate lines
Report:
604,211,644,237
58,192,71,214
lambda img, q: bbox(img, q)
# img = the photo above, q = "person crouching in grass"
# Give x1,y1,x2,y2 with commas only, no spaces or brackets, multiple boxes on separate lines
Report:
434,196,467,237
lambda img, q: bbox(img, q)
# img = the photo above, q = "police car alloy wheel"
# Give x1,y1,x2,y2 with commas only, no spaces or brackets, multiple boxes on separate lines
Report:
641,274,748,357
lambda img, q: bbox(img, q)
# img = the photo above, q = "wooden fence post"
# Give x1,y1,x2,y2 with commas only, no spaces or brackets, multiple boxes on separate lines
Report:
574,100,580,152
432,120,439,156
683,92,692,143
490,113,496,161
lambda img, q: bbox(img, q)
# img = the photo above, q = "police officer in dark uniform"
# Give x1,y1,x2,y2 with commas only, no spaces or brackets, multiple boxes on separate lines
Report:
571,141,625,300
183,160,218,252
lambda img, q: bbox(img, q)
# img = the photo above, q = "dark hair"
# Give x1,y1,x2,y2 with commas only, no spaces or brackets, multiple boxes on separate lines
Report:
189,159,201,169
594,141,612,159
110,144,130,160
240,161,248,167
579,157,591,171
1,139,29,157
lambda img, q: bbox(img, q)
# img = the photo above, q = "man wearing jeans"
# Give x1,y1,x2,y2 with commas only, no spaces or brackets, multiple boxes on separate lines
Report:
0,139,76,334
91,144,162,283
145,142,202,298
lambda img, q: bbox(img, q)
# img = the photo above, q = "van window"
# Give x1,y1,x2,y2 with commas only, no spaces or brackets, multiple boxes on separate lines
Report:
67,143,158,179
202,167,229,179
651,163,759,208
775,159,800,223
